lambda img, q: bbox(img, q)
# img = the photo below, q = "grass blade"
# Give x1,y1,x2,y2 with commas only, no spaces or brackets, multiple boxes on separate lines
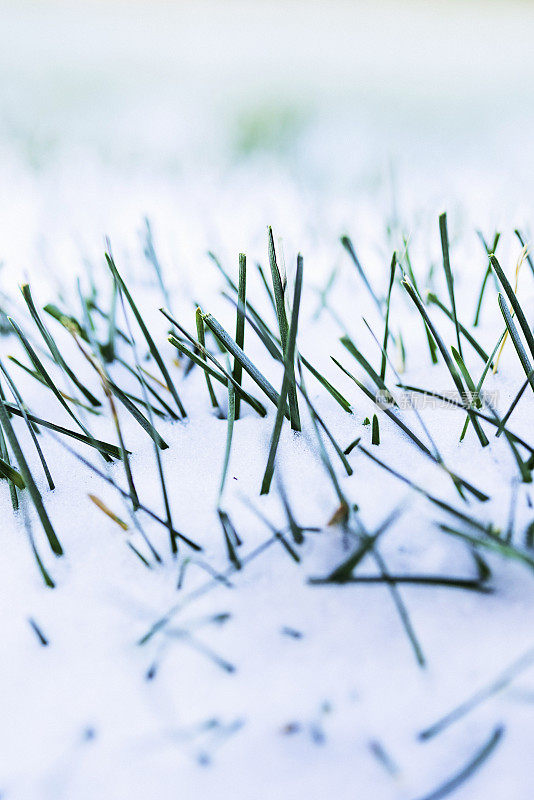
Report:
473,231,500,326
46,428,200,551
261,254,303,494
202,312,288,415
428,292,491,365
497,293,534,392
0,454,25,488
490,254,534,361
233,254,247,419
439,212,463,359
0,399,18,509
340,235,382,313
371,413,380,445
21,283,101,406
196,307,221,414
401,278,488,447
413,725,503,800
268,228,300,430
380,252,396,380
0,380,62,556
9,317,99,443
219,384,235,503
299,356,352,413
1,403,123,458
0,357,54,489
119,288,176,554
105,252,186,417
514,229,534,276
340,336,395,402
419,647,534,740
167,331,267,417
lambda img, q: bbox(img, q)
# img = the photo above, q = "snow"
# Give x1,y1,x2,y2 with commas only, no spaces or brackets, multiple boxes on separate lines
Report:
1,2,534,799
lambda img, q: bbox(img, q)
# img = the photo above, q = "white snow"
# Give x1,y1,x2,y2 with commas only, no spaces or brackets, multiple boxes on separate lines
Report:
1,2,534,799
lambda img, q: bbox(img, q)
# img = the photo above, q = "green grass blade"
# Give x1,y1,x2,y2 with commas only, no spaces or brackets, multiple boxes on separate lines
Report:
497,368,534,435
2,403,123,458
473,230,499,327
105,252,186,417
219,384,235,502
497,293,534,392
233,254,247,419
439,212,463,359
143,217,174,312
218,509,241,570
400,240,439,362
0,403,18,509
268,228,300,430
401,278,488,447
428,292,491,365
340,336,395,402
21,283,101,406
115,356,179,419
167,334,267,417
268,227,289,350
0,381,62,556
48,429,200,551
261,254,303,495
107,379,169,450
371,413,380,445
300,356,352,413
0,358,54,489
202,312,288,415
414,725,504,800
514,229,534,276
490,254,534,361
119,289,176,554
0,454,25,488
419,647,534,740
100,276,118,362
380,252,396,380
332,358,434,458
440,524,534,570
196,307,221,414
9,317,98,442
313,506,403,583
340,235,382,313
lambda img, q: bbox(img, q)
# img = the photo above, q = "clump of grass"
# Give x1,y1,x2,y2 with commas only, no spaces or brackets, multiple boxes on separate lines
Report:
3,212,534,731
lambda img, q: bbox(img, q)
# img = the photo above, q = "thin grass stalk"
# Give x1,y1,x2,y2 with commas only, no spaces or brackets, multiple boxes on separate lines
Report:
105,252,186,417
261,255,303,494
233,254,247,419
0,378,62,556
267,228,300,430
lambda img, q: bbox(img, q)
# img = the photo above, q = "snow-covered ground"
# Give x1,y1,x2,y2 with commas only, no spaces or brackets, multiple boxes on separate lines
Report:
1,2,534,799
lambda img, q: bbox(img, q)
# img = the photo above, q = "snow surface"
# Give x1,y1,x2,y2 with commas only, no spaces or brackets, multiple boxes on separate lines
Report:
1,2,534,799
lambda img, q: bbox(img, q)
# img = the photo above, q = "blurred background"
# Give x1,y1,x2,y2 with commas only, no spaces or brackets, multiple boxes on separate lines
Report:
1,0,534,266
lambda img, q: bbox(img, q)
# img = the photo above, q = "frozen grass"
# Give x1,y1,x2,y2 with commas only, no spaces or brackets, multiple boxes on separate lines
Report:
2,3,534,798
1,202,534,799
